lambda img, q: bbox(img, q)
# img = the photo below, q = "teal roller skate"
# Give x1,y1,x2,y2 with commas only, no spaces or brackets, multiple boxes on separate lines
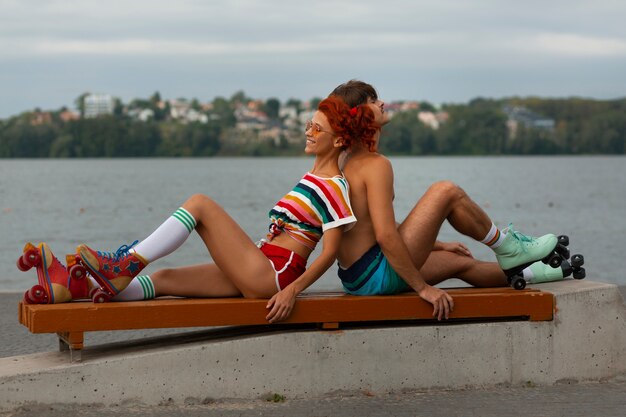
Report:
509,254,586,290
494,224,570,283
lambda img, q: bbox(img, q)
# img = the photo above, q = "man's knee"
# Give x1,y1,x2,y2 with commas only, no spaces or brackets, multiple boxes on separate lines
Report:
428,180,464,199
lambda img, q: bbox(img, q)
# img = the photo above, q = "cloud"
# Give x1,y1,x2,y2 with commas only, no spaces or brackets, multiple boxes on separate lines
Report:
530,33,626,57
1,0,625,117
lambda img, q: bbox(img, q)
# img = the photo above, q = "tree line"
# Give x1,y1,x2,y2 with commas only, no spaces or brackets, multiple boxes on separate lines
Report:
379,97,626,155
1,93,624,158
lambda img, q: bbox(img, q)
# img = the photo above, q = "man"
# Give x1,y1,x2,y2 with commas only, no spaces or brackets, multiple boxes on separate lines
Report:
331,80,566,320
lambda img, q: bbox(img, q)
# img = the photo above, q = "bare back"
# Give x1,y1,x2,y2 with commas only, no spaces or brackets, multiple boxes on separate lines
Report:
338,151,393,268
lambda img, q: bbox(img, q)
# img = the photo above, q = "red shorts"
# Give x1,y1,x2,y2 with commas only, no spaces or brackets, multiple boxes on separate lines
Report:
259,242,307,290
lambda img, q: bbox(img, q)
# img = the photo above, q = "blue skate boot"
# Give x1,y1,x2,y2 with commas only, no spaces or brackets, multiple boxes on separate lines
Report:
494,224,561,279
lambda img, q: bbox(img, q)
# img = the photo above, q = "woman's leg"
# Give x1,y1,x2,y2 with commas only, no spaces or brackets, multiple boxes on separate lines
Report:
182,194,278,298
82,194,278,299
151,264,242,298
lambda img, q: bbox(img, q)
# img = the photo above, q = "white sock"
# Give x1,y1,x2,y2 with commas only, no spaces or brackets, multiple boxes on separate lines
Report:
521,266,533,280
132,207,197,263
480,223,506,250
112,275,156,301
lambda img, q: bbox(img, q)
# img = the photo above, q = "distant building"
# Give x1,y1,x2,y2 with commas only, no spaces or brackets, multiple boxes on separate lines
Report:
30,111,52,125
234,103,269,130
417,111,449,130
84,94,114,118
418,112,438,129
503,105,555,138
128,108,155,122
279,106,299,129
169,100,208,124
279,106,298,120
59,110,80,122
169,100,191,120
298,110,315,126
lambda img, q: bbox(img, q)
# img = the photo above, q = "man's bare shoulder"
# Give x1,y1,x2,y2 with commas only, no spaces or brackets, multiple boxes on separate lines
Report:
347,152,392,171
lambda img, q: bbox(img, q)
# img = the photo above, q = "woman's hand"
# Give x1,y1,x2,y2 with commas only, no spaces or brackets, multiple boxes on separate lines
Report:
438,241,473,258
265,285,297,323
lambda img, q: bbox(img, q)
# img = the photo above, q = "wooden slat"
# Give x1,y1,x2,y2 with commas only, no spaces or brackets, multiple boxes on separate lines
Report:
19,288,554,336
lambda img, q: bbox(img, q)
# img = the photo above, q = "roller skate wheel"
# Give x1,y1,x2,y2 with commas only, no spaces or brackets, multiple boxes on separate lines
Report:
16,256,31,271
554,243,569,259
560,260,573,277
511,277,526,290
547,253,562,268
88,287,99,299
69,264,87,280
573,267,586,280
26,285,49,304
92,289,112,303
571,254,584,268
558,235,569,246
23,249,41,268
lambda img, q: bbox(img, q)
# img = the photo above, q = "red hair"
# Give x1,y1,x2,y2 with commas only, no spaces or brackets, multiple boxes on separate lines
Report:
317,96,379,152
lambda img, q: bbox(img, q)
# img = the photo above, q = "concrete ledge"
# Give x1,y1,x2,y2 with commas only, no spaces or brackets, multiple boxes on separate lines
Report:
0,280,624,409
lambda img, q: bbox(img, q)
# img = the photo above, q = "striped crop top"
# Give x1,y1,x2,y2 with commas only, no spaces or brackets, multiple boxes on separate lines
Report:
267,172,356,249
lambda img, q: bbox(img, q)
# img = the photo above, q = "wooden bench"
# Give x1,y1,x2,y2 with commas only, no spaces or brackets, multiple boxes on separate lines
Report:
18,287,554,362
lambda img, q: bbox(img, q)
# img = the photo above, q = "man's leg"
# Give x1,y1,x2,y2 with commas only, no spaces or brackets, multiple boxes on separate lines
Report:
398,180,558,282
398,180,493,268
419,250,507,287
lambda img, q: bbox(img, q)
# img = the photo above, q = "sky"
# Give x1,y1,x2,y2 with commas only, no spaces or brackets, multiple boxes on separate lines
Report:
1,0,626,118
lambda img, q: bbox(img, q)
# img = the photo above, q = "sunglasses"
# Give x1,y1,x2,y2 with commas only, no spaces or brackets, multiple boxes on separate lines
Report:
305,120,336,137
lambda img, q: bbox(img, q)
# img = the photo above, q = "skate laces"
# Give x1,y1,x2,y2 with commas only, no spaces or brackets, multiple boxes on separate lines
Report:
97,240,139,261
505,223,536,251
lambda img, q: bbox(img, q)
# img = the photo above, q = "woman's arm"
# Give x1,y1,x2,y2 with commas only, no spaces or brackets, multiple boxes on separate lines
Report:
265,227,343,323
364,157,454,320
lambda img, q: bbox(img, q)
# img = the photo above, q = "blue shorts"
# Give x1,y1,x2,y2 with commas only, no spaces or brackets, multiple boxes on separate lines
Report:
338,244,410,295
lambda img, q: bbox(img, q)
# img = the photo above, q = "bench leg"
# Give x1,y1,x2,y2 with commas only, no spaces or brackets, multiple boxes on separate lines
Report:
57,332,84,363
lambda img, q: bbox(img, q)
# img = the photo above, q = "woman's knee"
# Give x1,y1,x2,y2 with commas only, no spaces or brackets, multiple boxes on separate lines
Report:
185,193,212,206
184,193,218,215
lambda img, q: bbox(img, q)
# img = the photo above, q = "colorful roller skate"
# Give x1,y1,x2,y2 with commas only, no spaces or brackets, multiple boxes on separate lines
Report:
495,224,570,280
508,253,585,290
75,240,147,303
17,242,94,304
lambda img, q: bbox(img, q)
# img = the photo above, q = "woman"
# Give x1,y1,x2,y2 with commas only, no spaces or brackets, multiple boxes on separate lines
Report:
19,96,378,323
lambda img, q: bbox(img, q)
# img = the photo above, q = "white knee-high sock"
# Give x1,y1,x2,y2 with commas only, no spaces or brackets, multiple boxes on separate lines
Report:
131,207,197,263
112,276,156,301
480,223,506,250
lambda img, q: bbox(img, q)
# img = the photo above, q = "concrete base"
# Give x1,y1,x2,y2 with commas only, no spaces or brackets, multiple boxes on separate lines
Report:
1,280,624,409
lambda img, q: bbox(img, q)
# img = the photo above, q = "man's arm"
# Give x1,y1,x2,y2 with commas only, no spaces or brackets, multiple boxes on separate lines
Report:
364,157,454,320
433,241,472,257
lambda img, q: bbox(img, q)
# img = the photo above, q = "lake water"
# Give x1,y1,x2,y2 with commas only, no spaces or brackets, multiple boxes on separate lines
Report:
1,156,625,292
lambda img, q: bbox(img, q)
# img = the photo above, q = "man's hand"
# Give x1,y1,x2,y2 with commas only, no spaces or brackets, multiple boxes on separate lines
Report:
439,241,472,258
265,286,297,323
417,285,454,320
